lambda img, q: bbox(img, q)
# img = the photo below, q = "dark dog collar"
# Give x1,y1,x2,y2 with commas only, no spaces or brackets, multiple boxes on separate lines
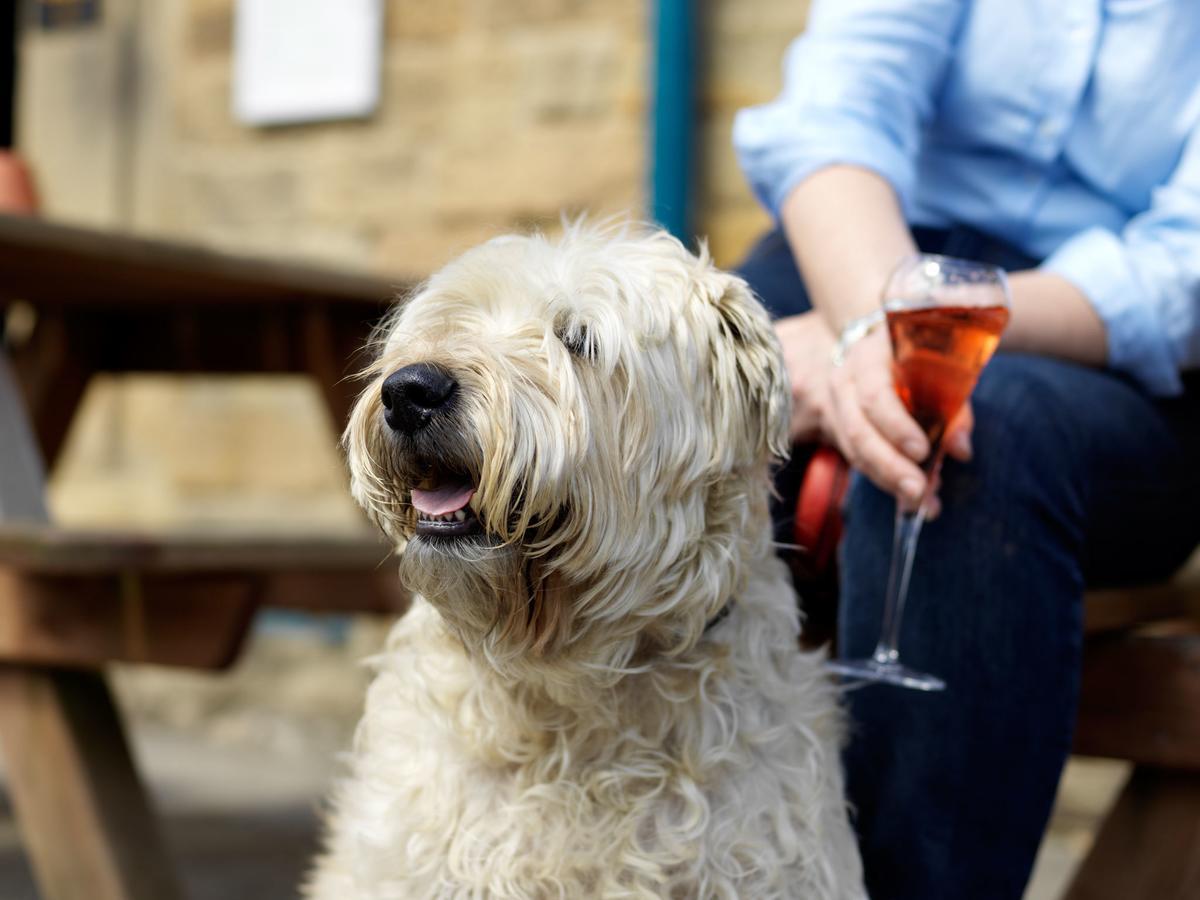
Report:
703,601,733,634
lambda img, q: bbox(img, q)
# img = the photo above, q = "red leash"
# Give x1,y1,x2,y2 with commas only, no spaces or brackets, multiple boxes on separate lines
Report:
793,445,851,579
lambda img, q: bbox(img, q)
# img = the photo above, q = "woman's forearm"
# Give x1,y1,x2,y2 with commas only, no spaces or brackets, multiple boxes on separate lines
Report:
780,165,1110,367
780,165,917,335
1003,270,1107,366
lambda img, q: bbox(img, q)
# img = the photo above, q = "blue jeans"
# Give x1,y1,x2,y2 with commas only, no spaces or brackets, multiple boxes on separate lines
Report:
737,227,1200,900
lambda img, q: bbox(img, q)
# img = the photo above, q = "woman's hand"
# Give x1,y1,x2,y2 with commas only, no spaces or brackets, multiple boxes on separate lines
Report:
775,311,838,445
827,327,973,513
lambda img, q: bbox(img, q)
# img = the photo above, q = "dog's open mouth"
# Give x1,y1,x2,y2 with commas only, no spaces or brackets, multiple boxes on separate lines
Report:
411,466,481,538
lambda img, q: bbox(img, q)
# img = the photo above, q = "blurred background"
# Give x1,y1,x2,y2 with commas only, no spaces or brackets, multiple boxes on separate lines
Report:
25,0,799,532
0,1,1124,897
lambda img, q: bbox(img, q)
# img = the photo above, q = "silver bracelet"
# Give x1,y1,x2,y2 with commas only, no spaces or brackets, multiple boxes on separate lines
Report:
831,309,886,367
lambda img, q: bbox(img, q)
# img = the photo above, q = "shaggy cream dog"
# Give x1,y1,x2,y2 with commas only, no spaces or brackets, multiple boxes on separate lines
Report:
307,224,865,899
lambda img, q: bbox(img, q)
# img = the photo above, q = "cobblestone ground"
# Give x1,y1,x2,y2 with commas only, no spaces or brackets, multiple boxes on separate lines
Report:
0,619,1125,900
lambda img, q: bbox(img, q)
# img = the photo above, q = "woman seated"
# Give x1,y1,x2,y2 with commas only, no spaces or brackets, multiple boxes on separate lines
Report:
732,2,1200,898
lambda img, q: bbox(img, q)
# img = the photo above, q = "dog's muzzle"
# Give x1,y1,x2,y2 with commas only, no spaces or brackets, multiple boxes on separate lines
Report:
381,362,458,435
378,362,483,539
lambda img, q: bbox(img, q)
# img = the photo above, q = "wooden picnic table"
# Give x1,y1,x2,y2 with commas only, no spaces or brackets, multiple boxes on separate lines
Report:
0,213,411,900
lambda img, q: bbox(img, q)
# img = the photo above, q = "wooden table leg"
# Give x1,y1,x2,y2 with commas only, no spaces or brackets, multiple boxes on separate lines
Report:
1064,765,1200,900
8,311,92,471
0,666,184,900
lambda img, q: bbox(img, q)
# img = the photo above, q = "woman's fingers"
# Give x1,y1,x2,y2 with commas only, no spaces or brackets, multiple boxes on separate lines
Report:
924,471,943,520
855,358,929,462
827,330,929,505
945,403,974,462
829,368,927,506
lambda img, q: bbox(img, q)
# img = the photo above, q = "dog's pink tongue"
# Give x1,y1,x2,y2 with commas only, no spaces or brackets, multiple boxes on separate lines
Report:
411,483,476,516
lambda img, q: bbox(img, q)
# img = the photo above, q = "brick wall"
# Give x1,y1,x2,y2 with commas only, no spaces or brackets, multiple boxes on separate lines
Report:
167,0,649,274
698,0,809,263
22,0,808,268
20,0,810,529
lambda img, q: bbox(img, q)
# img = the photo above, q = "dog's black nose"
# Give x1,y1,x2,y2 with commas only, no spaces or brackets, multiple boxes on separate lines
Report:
381,363,458,434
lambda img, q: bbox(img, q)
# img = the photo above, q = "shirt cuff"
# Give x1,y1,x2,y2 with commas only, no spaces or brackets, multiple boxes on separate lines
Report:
1041,227,1183,396
733,106,916,220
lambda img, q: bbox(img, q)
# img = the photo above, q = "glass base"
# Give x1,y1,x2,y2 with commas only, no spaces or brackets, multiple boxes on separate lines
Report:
825,658,946,692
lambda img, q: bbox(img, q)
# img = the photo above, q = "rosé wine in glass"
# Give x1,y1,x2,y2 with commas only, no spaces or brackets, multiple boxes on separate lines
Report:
888,304,1010,446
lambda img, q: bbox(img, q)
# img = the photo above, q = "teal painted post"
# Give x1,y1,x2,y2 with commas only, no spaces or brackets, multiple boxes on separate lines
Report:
650,0,696,242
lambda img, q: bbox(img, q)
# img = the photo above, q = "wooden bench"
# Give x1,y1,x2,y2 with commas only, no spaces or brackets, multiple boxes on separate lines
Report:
1068,575,1200,898
0,524,405,670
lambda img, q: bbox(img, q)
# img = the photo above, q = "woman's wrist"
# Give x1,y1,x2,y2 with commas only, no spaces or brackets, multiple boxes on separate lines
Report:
832,309,887,367
1002,270,1107,365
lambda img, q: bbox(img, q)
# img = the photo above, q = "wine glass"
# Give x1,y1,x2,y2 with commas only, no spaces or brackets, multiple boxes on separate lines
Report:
826,254,1011,691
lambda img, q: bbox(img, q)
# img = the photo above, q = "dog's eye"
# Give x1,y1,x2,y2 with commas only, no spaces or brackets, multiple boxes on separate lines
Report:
555,320,596,362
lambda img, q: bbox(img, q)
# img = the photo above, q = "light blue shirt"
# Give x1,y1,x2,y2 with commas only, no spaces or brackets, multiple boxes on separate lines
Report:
733,0,1200,396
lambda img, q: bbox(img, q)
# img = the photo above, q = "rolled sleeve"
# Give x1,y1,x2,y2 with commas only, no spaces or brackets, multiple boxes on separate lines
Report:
733,0,968,218
1041,126,1200,397
734,106,918,217
1042,228,1184,395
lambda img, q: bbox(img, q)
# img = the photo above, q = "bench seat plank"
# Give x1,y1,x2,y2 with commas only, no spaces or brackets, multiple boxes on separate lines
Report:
0,523,395,574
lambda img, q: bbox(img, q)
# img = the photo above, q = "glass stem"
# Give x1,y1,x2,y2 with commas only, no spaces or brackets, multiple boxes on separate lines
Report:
871,444,946,667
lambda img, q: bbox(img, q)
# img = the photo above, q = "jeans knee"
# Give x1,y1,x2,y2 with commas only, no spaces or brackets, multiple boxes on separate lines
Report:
967,354,1087,496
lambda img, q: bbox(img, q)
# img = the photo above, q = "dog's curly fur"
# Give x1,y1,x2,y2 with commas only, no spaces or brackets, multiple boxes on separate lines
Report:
307,224,865,899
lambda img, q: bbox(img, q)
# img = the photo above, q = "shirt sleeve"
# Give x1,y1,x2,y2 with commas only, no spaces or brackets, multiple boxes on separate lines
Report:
733,0,969,218
1042,125,1200,397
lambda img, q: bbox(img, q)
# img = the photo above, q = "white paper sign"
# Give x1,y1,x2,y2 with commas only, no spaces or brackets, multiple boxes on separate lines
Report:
233,0,383,126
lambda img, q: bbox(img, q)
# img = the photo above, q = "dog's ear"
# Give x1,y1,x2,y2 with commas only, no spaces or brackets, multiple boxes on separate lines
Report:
709,273,791,466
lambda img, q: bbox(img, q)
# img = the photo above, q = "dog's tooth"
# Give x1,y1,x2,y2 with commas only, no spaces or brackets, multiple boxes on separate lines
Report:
454,509,466,522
